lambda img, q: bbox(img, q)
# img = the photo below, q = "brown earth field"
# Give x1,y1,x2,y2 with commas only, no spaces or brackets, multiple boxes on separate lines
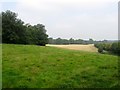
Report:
47,44,98,52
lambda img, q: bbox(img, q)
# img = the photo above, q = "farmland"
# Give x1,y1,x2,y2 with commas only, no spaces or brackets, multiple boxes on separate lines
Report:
47,44,98,52
2,44,119,88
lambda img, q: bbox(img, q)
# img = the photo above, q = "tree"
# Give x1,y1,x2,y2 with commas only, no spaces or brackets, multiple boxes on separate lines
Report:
89,38,94,44
55,38,62,44
48,38,54,44
2,10,48,46
2,10,26,44
33,24,48,46
69,38,74,44
24,24,48,46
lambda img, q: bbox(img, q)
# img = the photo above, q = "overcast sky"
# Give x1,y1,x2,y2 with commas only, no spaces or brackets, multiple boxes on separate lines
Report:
0,0,119,40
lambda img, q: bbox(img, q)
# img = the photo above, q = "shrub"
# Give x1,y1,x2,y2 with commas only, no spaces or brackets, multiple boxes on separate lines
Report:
98,47,103,53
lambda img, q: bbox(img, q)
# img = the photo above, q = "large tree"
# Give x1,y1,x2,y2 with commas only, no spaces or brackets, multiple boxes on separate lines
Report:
2,10,48,46
2,10,26,44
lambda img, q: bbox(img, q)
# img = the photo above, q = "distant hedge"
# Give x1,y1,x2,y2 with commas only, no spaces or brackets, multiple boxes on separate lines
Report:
94,42,120,55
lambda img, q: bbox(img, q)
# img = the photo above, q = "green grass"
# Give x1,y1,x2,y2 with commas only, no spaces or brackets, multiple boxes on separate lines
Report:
2,44,119,88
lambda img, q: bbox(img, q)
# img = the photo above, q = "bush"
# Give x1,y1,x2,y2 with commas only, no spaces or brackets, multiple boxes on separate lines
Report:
95,42,120,55
110,42,120,55
98,47,103,53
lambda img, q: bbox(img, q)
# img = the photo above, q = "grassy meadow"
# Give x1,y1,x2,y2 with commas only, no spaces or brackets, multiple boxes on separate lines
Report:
2,44,119,88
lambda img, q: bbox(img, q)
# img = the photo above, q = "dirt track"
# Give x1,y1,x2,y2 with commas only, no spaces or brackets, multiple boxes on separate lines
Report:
47,44,98,52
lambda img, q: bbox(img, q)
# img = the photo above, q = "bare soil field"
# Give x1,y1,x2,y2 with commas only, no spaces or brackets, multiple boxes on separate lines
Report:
47,44,98,52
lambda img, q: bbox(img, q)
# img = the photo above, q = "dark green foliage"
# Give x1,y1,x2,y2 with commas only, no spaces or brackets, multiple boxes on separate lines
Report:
25,24,48,46
94,42,120,55
2,10,26,44
2,10,48,46
98,47,103,53
48,38,95,45
89,38,94,44
111,42,120,55
48,38,117,45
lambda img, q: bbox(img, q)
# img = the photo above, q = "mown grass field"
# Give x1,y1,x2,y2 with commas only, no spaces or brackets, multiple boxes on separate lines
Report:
2,44,119,88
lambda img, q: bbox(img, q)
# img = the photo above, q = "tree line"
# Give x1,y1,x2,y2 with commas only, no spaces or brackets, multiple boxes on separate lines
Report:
48,38,96,44
2,10,48,46
48,38,115,45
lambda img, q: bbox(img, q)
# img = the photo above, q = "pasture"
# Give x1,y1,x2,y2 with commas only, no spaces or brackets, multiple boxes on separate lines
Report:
2,44,118,88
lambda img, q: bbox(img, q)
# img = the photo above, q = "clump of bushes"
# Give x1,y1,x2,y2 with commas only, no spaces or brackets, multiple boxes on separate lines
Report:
95,42,120,55
98,47,103,53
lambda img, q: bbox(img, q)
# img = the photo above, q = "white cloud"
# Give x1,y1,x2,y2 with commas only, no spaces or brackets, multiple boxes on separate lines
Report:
1,0,119,40
13,0,118,11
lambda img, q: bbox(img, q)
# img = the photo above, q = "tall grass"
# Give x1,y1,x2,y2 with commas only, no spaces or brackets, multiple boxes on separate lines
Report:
2,44,118,88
